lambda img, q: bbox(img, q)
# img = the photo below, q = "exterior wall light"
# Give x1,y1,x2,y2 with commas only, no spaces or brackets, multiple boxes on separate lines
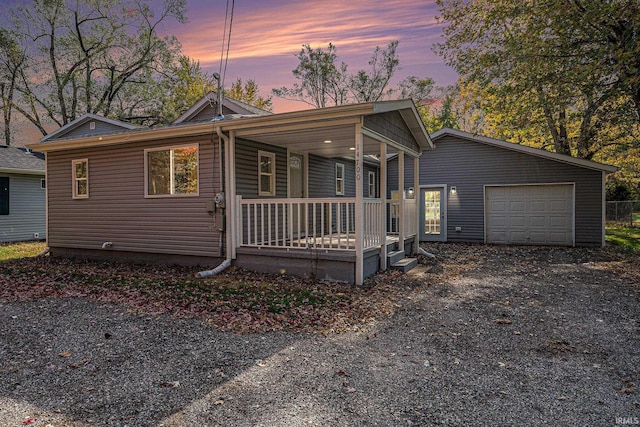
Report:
450,186,457,195
407,187,415,199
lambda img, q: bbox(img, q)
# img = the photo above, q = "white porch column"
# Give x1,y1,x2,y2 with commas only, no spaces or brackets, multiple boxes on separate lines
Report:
229,130,237,259
398,151,405,253
414,154,420,254
355,123,364,285
379,143,387,270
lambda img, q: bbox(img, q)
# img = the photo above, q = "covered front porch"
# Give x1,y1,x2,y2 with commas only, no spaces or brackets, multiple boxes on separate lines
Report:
219,100,432,285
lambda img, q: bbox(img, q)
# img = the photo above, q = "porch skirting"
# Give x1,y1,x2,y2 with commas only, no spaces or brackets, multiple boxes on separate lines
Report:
235,247,381,284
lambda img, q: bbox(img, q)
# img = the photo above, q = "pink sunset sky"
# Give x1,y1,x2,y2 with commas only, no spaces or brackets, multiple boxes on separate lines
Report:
162,0,458,113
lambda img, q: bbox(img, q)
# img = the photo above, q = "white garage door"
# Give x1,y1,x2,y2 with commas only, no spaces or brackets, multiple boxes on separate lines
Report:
485,184,574,246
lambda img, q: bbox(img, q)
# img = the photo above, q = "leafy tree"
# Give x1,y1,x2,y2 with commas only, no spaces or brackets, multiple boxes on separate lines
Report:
273,41,433,108
156,55,217,125
272,43,348,108
225,78,273,112
435,0,640,160
0,0,186,140
0,28,26,145
349,41,400,102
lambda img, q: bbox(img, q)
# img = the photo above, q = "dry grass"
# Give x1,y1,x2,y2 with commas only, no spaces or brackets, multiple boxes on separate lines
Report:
0,241,46,261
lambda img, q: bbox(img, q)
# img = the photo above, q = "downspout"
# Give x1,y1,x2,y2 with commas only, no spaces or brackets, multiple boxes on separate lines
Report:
195,125,232,278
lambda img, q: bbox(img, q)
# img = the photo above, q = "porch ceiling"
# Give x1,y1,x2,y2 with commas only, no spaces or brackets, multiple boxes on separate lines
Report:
234,123,398,158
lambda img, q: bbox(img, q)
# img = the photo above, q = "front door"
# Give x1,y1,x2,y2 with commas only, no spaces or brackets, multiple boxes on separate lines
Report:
420,187,446,241
288,153,306,237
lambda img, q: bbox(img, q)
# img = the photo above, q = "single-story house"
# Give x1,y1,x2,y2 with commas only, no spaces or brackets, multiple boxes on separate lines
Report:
0,145,46,242
388,128,618,247
28,94,431,284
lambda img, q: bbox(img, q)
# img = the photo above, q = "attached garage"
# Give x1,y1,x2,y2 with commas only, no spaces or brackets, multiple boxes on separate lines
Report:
485,184,574,245
388,128,618,247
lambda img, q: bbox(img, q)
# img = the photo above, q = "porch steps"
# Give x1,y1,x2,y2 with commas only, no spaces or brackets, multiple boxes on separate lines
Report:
387,249,406,266
390,257,418,273
387,247,418,274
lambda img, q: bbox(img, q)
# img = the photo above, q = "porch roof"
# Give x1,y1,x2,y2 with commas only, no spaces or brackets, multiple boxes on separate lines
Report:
27,100,432,157
220,100,433,158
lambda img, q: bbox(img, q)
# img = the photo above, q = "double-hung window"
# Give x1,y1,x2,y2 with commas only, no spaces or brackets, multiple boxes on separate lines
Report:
335,163,345,195
258,150,276,196
146,144,199,197
72,159,89,199
368,171,376,197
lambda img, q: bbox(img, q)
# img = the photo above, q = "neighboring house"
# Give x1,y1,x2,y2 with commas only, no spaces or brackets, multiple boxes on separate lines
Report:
0,145,46,242
28,96,432,285
389,128,618,247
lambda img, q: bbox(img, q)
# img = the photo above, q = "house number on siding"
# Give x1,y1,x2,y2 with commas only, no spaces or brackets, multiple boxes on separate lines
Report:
355,145,361,181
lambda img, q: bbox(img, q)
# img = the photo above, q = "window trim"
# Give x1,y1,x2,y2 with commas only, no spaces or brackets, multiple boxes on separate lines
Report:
258,150,276,196
368,171,376,198
335,163,345,196
72,159,89,199
144,143,200,198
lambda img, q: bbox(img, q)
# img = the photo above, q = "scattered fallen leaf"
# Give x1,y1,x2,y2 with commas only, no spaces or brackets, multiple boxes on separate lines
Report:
159,381,180,388
337,370,347,376
494,319,512,325
621,379,635,394
58,351,71,358
345,387,356,393
213,399,224,405
69,359,90,368
22,418,37,425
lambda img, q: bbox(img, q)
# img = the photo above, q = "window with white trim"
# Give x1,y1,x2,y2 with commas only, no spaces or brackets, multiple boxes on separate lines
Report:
258,150,276,196
72,159,88,199
335,163,345,195
145,144,199,197
368,171,376,197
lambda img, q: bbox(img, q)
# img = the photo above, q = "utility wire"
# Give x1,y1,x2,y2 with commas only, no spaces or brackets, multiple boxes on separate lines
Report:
221,0,234,92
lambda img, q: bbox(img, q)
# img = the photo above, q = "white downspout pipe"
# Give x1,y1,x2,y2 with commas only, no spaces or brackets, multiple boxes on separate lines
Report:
195,126,233,278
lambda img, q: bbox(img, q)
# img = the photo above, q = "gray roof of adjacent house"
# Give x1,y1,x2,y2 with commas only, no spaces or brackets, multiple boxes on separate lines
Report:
0,145,45,175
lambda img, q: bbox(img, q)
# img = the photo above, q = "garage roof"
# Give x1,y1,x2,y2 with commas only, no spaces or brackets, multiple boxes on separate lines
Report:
431,128,618,173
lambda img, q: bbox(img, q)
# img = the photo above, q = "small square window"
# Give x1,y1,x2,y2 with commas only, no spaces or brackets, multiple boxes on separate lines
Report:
335,163,345,196
258,150,276,196
41,179,46,189
72,159,88,199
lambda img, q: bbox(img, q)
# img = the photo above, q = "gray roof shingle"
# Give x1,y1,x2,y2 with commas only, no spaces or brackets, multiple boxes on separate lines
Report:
0,145,45,173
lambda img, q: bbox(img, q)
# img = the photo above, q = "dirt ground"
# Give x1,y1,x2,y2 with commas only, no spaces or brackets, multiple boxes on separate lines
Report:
1,243,639,426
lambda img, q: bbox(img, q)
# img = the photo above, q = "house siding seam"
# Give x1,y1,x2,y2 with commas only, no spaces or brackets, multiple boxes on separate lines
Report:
0,173,46,242
46,135,221,257
364,111,420,153
388,135,605,246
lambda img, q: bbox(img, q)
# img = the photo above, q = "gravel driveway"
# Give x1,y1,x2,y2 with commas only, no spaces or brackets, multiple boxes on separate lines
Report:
1,244,639,426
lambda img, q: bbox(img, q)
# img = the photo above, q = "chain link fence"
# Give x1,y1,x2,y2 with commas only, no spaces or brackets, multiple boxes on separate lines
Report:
606,201,640,226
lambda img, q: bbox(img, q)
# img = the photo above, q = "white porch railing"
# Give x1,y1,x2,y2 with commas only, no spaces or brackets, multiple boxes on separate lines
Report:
387,198,418,237
237,197,384,251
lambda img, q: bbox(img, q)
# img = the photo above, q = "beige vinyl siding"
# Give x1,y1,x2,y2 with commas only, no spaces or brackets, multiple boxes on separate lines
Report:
46,136,221,257
0,174,46,242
